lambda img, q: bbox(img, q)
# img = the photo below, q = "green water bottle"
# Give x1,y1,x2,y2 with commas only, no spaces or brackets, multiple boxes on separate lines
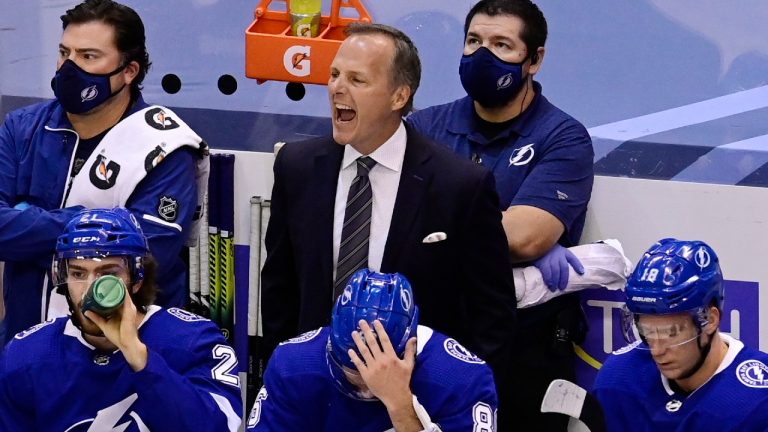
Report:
290,0,321,38
82,275,126,317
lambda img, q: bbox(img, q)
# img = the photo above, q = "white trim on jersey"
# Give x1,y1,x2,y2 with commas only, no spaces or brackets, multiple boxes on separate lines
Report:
210,392,242,432
142,214,183,232
416,325,433,356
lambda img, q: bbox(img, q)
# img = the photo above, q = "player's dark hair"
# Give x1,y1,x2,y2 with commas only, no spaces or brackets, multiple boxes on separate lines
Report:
345,22,421,114
61,0,151,97
132,254,157,311
464,0,548,62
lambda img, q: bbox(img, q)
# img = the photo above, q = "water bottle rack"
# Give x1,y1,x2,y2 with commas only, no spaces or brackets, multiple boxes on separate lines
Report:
245,0,372,85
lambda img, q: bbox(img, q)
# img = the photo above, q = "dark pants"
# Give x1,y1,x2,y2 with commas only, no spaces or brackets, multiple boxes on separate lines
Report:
502,294,585,432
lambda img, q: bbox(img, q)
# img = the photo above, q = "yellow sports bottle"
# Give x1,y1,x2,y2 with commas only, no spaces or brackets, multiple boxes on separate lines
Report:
290,0,321,38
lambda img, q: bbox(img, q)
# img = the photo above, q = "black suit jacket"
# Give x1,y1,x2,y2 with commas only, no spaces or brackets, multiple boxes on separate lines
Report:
261,125,516,370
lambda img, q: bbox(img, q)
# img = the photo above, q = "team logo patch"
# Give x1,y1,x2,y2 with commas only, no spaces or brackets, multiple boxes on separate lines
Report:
89,154,121,190
497,73,513,90
280,328,322,345
736,360,768,388
665,399,683,412
695,247,711,269
167,307,208,322
341,285,353,305
145,107,180,130
158,196,179,222
80,85,98,102
63,393,147,432
444,338,485,364
144,144,167,172
508,143,535,166
93,354,110,366
400,288,412,311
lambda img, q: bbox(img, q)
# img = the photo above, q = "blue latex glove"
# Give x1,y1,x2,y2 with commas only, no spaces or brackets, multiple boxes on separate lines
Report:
532,244,585,292
14,201,30,211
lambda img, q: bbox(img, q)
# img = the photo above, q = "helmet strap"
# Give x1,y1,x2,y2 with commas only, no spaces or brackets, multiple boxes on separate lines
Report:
677,328,713,380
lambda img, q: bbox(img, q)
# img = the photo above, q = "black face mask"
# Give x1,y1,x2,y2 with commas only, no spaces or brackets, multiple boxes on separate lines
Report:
459,46,528,108
52,59,126,114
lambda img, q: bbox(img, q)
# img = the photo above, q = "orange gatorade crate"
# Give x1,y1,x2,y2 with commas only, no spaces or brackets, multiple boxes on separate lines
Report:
245,0,372,85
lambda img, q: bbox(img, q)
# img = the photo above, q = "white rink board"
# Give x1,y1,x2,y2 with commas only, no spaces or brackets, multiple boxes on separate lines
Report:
221,150,768,352
582,176,768,351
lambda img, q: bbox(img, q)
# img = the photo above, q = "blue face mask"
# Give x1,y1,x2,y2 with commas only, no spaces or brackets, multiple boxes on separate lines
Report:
459,46,528,108
52,59,126,114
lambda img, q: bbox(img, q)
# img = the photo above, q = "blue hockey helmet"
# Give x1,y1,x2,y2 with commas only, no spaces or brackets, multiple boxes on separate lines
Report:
622,238,724,353
330,269,419,369
328,269,419,369
625,238,723,316
326,269,419,399
52,207,149,287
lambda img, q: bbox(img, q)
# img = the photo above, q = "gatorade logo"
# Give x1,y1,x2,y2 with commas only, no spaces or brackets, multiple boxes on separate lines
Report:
144,145,166,172
144,107,179,131
89,154,121,190
284,45,311,77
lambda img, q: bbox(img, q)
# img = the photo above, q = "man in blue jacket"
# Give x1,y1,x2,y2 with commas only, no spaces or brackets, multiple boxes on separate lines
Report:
0,0,208,342
407,1,594,428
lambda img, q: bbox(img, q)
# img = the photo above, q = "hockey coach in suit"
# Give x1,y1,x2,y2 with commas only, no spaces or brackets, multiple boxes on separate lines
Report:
260,22,517,411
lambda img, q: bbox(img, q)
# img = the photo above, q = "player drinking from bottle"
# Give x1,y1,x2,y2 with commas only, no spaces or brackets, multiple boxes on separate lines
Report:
0,207,242,431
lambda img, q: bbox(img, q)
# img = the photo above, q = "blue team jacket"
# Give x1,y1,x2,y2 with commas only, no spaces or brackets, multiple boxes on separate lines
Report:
0,95,199,341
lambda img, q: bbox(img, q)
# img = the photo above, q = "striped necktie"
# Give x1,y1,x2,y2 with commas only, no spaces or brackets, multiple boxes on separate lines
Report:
334,156,377,300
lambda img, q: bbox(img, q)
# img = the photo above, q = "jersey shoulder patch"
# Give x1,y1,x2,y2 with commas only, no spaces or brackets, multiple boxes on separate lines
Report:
280,328,323,345
736,359,768,388
13,319,57,341
612,340,641,355
166,307,209,322
443,338,485,364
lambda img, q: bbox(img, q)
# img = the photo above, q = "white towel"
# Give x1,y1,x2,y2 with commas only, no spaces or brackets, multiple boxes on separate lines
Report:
64,105,209,246
515,239,633,309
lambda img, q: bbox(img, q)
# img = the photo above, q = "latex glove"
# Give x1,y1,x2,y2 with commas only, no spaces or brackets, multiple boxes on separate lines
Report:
532,244,585,292
14,201,30,210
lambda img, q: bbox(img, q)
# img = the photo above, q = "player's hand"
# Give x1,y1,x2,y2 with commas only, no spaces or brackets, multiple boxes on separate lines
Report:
533,244,585,291
348,320,417,410
84,290,148,372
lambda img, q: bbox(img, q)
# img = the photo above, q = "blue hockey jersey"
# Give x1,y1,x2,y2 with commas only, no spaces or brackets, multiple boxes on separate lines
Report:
0,307,242,431
246,326,498,432
593,334,768,432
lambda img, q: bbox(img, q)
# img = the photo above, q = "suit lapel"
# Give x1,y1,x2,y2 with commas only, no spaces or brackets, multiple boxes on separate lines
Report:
382,127,432,270
311,140,344,287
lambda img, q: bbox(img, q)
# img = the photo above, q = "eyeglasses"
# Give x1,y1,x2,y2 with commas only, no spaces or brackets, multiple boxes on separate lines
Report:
621,306,708,351
635,321,701,350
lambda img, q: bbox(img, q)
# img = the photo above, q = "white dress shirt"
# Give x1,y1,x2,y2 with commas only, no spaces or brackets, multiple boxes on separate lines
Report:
332,122,407,280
